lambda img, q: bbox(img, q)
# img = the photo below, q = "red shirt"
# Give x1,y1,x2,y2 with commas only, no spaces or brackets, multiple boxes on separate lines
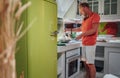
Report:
81,13,100,46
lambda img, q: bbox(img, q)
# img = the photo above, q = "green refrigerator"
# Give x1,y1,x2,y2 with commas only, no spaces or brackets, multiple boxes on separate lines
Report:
16,0,57,78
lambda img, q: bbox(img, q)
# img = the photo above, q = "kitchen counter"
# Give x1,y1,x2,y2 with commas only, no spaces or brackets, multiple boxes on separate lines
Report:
57,42,81,53
57,41,81,78
96,42,120,47
58,40,120,53
57,39,120,77
96,37,120,47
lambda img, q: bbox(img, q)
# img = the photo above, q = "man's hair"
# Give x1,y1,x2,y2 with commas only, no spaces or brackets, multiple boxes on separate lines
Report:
79,2,89,8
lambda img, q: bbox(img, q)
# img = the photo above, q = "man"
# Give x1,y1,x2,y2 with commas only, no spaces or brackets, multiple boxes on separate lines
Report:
76,2,100,78
101,22,118,36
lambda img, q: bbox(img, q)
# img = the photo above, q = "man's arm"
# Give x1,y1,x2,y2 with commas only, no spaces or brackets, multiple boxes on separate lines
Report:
65,26,82,32
76,23,99,40
73,25,82,31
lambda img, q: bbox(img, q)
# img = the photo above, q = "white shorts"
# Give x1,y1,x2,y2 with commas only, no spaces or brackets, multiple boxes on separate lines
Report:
81,45,96,64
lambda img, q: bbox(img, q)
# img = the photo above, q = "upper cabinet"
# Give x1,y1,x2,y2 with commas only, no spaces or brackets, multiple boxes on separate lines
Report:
87,0,99,14
83,0,120,22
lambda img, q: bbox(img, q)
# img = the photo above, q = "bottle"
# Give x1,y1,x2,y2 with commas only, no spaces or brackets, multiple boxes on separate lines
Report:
71,32,76,39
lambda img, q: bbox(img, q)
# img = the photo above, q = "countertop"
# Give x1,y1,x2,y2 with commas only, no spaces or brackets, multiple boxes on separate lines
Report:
96,37,120,47
96,42,120,47
57,42,81,53
57,40,120,53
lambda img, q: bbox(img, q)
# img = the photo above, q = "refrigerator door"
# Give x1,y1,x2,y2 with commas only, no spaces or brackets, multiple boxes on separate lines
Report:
43,1,57,49
41,1,57,78
27,1,57,78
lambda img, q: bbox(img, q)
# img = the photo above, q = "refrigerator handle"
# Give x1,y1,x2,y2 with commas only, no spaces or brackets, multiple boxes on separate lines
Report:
50,30,58,37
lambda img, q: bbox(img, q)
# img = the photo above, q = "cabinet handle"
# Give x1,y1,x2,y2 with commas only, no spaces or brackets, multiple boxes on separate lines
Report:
98,13,104,15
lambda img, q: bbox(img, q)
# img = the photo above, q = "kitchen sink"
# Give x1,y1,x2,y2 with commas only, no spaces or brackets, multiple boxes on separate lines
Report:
57,43,66,46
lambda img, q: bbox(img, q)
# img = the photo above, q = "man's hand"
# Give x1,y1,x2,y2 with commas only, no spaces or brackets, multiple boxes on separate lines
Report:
75,34,83,40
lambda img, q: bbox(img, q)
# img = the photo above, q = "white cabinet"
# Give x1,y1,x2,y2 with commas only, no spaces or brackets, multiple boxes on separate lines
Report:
57,53,66,78
57,48,80,78
87,0,100,14
95,43,120,77
95,46,105,77
57,43,81,78
105,47,120,77
87,0,120,21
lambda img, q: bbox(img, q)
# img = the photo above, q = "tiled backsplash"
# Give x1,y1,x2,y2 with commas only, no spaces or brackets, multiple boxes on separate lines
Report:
99,22,120,37
65,22,120,37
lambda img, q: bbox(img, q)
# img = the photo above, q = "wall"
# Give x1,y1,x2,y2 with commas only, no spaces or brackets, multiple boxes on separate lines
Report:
57,0,74,18
57,19,65,41
16,0,28,78
57,0,77,40
64,0,77,19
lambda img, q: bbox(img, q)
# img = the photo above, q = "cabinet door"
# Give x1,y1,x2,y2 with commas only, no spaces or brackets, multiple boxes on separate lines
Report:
102,0,120,20
87,0,120,20
104,0,117,15
105,47,120,77
109,52,120,77
88,0,99,14
104,0,111,15
111,0,117,14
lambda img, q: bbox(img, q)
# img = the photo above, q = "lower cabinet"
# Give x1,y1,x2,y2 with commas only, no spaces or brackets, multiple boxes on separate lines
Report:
95,45,120,77
95,46,105,77
57,48,80,78
105,47,120,77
